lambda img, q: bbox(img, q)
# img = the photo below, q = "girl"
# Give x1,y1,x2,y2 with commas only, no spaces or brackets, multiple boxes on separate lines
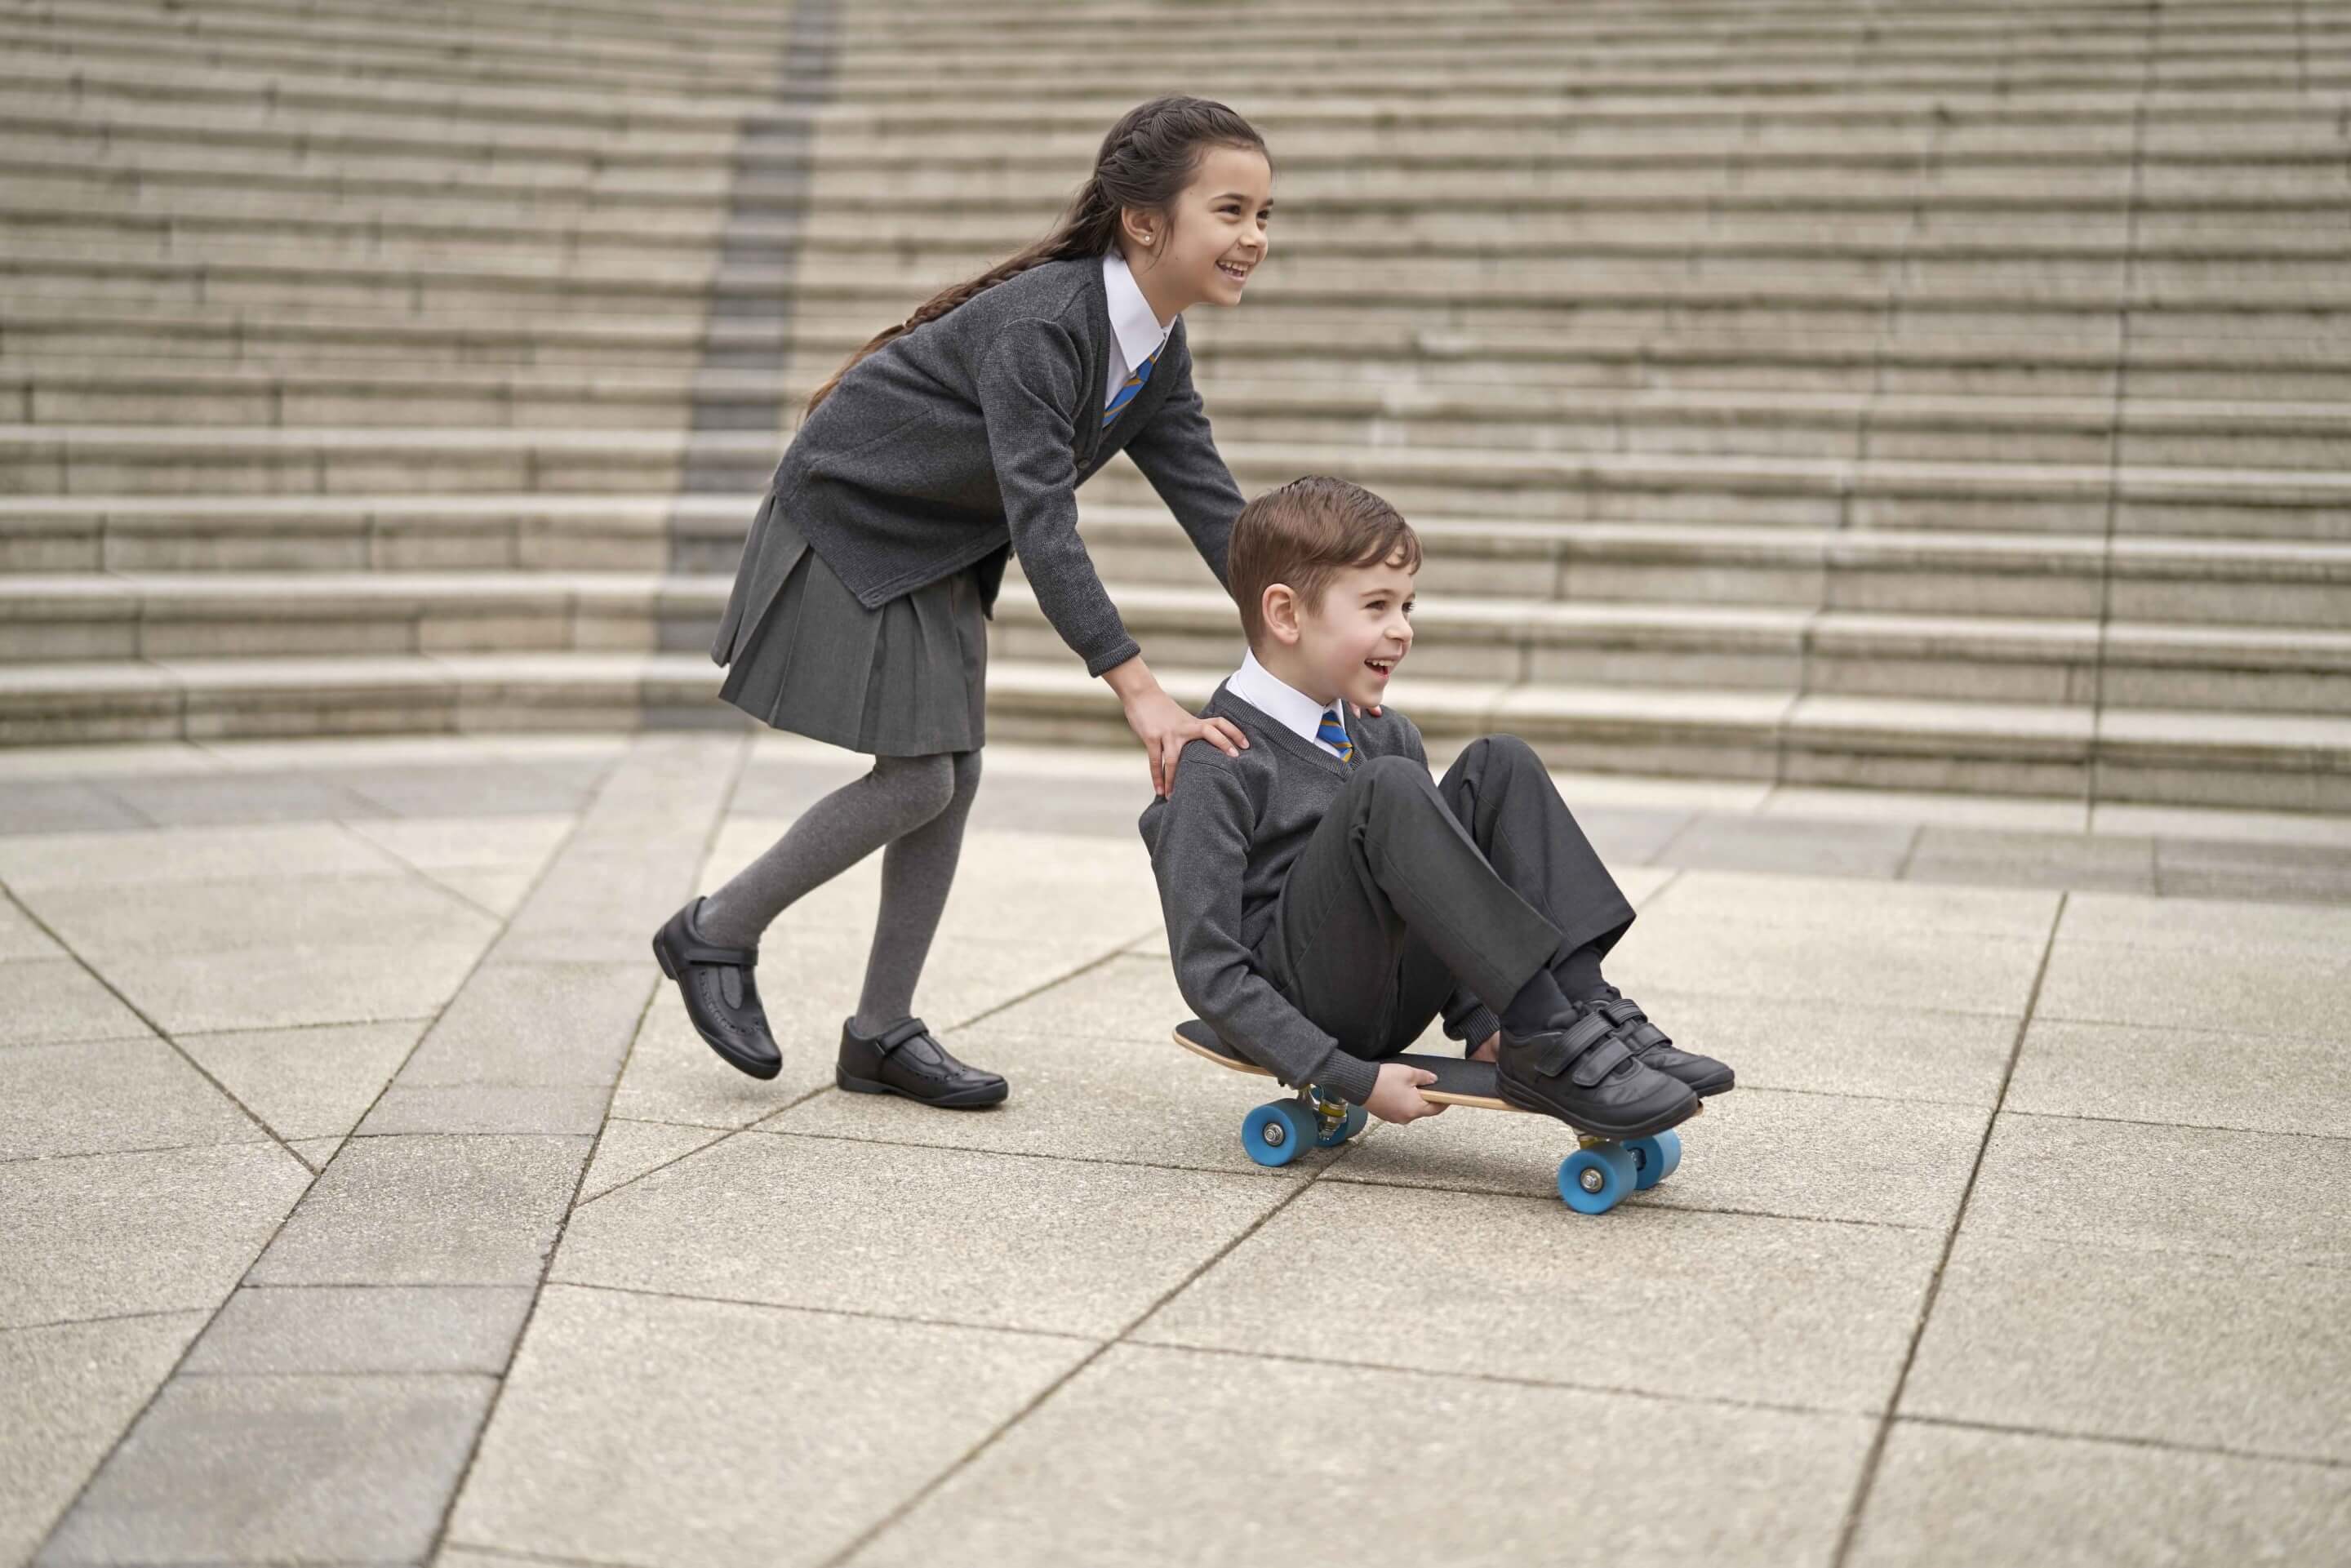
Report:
652,95,1272,1106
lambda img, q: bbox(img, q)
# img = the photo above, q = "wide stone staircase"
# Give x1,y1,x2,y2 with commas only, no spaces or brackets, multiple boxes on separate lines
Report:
3,0,2349,811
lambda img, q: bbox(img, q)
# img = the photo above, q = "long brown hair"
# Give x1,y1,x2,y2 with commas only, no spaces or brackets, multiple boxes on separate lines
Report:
802,95,1269,417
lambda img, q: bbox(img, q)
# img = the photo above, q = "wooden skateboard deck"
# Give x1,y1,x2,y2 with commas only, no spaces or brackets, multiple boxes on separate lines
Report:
1173,1018,1516,1111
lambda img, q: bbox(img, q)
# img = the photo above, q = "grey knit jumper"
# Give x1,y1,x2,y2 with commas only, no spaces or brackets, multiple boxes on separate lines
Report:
712,255,1246,679
1138,686,1504,1106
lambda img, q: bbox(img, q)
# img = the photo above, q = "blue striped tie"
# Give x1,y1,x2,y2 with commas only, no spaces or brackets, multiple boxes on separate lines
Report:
1102,344,1161,426
1316,706,1355,764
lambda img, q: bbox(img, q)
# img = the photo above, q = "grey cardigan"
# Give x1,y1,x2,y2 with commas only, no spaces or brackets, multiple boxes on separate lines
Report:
713,255,1246,678
1137,685,1504,1107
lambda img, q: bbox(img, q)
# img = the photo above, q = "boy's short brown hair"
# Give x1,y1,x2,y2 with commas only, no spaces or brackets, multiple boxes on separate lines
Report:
1228,476,1421,650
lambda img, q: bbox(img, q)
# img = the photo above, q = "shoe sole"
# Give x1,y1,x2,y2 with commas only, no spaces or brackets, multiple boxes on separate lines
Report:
836,1067,1007,1109
651,928,783,1082
1493,1073,1698,1140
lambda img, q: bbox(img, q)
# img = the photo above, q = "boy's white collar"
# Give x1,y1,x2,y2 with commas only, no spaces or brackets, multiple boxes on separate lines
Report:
1228,648,1347,752
1102,249,1176,372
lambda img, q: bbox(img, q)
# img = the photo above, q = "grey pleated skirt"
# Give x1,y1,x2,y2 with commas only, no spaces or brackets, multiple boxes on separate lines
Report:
716,504,988,757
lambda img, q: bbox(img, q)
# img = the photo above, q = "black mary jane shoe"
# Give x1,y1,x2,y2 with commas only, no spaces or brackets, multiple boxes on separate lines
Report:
651,897,783,1081
837,1016,1007,1109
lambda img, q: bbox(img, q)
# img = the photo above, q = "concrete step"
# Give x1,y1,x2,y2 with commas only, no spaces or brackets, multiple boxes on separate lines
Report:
13,245,2351,349
12,188,2351,298
11,303,2349,405
8,430,2349,542
9,562,2351,717
7,362,2348,475
4,646,2343,811
11,48,2345,146
7,495,2348,631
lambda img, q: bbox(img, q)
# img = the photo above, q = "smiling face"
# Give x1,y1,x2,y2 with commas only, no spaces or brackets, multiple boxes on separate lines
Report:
1118,142,1273,316
1259,551,1417,712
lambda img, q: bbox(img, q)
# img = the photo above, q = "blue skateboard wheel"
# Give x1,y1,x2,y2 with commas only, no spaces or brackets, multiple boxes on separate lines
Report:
1558,1144,1638,1215
1624,1130,1682,1191
1242,1100,1312,1167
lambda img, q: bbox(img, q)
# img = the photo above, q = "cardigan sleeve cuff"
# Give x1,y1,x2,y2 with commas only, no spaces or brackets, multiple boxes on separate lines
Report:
1311,1048,1381,1108
1082,633,1143,680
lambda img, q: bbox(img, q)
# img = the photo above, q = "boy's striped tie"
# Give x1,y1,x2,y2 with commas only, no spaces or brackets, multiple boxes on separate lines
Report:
1102,344,1161,426
1317,706,1356,764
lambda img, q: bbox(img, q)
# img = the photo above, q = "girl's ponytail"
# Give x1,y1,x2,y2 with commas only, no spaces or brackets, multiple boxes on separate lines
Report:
802,95,1267,417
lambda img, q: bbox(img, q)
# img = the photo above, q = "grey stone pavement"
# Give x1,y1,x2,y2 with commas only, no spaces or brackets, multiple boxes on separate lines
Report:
3,729,2349,1567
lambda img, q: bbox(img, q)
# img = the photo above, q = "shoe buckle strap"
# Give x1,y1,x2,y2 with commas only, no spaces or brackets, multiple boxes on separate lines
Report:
675,936,757,967
1531,1010,1615,1077
1567,1034,1633,1087
876,1017,931,1055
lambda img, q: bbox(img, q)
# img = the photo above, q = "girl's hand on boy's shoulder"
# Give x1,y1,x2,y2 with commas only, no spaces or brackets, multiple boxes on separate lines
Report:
1351,702,1382,718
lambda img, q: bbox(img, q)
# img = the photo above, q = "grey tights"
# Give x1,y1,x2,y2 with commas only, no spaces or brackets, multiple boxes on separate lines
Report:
696,749,982,1034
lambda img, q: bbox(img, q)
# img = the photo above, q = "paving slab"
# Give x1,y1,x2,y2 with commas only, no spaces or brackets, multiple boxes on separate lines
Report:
773,1019,1355,1176
0,1037,265,1159
604,984,838,1130
184,1285,534,1376
1636,868,2061,942
96,769,387,828
2005,1016,2351,1139
324,760,604,819
1601,988,2020,1106
360,1082,615,1135
1903,1232,2351,1462
844,1342,1876,1568
1847,1420,2351,1566
446,1284,1093,1568
553,1132,1292,1339
0,1313,207,1567
174,1018,427,1143
1904,825,2158,893
1328,1086,1987,1230
340,811,578,875
0,780,148,836
0,822,402,891
1609,917,2049,1018
87,938,487,1036
0,1140,311,1329
20,869,500,960
0,898,64,962
393,959,651,1087
1964,1113,2351,1264
1134,1182,1941,1415
0,958,149,1046
38,1372,496,1566
579,1117,728,1200
2033,934,2351,1041
1655,811,1920,877
247,1133,590,1288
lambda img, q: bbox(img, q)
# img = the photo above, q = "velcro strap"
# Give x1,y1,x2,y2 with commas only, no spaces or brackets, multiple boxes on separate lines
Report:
1600,998,1647,1028
1602,997,1669,1051
674,936,757,967
1531,1010,1615,1077
876,1017,931,1055
1568,1034,1633,1087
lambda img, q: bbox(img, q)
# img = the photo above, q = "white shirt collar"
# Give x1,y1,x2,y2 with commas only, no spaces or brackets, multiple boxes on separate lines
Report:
1226,648,1349,757
1102,248,1176,380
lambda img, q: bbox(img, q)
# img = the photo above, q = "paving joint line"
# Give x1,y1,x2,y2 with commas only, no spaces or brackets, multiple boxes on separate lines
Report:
23,755,614,1562
816,1093,1368,1565
1826,888,2069,1568
425,730,756,1562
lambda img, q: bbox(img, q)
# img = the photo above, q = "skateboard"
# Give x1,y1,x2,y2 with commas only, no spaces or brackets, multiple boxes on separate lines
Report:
1174,1019,1693,1215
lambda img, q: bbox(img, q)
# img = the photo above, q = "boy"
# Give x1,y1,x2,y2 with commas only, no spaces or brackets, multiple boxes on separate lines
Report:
1138,476,1732,1131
